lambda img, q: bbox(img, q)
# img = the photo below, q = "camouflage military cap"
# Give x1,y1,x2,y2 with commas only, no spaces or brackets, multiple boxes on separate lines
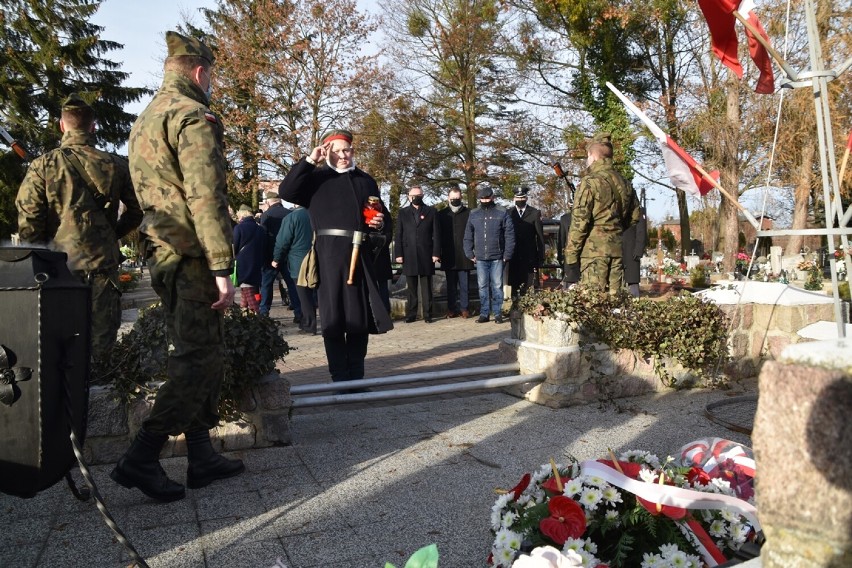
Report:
166,31,214,64
264,191,279,199
61,93,91,111
592,131,612,143
238,204,253,213
321,129,353,145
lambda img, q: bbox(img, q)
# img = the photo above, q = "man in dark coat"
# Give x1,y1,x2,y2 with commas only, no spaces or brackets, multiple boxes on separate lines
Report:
506,186,545,299
280,129,393,386
394,186,441,323
372,213,394,312
622,206,648,297
437,185,475,318
259,191,301,321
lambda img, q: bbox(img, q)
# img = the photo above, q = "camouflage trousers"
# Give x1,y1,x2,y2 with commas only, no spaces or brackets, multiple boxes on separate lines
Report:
73,269,121,362
88,270,122,361
580,256,623,295
144,245,224,436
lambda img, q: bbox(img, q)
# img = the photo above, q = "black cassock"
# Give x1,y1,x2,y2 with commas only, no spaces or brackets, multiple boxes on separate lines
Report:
281,158,393,337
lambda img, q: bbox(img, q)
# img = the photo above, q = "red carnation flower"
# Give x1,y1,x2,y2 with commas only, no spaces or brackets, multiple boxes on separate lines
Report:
539,495,586,545
687,466,712,486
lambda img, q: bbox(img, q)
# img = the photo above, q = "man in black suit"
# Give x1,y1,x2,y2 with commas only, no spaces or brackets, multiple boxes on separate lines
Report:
506,186,545,299
622,206,648,297
394,186,441,322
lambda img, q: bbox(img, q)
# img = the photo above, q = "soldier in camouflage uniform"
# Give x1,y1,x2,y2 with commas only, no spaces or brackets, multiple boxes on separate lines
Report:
15,93,142,362
563,134,640,294
110,31,244,503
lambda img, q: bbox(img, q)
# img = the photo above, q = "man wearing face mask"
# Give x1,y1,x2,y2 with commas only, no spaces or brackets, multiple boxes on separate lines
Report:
463,185,515,324
280,129,393,388
394,186,441,323
506,186,546,300
563,133,640,294
114,31,243,502
437,186,475,318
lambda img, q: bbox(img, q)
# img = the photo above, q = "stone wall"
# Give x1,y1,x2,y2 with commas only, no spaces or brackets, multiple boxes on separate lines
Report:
752,340,852,567
498,312,695,408
721,301,835,379
83,373,292,465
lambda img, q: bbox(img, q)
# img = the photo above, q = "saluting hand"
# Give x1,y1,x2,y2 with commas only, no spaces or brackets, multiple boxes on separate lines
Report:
309,143,329,163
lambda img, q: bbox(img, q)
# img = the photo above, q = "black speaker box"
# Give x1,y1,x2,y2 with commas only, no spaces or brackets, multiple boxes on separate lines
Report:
0,247,90,498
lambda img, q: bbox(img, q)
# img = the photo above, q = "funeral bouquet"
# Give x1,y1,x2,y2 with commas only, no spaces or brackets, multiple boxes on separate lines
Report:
489,439,758,568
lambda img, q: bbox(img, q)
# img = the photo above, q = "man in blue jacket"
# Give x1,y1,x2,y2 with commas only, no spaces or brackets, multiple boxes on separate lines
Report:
463,185,515,324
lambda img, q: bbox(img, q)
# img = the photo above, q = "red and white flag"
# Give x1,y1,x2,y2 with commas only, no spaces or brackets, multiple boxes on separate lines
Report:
606,82,719,197
697,0,775,94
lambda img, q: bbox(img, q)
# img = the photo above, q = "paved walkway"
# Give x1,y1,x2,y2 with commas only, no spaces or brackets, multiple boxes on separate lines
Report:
1,274,757,567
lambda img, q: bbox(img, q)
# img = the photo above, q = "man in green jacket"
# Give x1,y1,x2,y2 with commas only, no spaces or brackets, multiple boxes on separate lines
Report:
563,134,640,294
16,93,142,362
111,31,243,503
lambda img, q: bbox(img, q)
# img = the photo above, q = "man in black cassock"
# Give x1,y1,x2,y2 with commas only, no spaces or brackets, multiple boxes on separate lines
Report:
280,129,393,387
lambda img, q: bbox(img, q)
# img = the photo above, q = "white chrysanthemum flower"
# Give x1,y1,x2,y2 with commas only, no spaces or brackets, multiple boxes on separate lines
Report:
668,549,691,567
601,485,622,505
638,467,658,483
579,487,603,510
501,511,518,528
686,554,702,567
605,509,620,524
702,510,715,523
658,543,679,557
708,519,727,538
491,509,503,531
710,477,734,494
574,548,600,567
516,494,532,507
507,532,523,551
493,493,512,510
720,508,739,522
494,527,519,548
563,479,584,496
562,538,585,554
586,475,606,487
583,539,598,554
495,545,516,566
729,522,750,544
640,552,664,568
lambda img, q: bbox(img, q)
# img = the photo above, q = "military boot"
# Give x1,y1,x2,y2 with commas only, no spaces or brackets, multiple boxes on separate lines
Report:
185,429,245,489
110,427,185,502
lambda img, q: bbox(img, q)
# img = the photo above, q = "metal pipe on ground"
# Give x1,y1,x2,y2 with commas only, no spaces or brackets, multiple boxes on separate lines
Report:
290,363,522,395
291,373,545,409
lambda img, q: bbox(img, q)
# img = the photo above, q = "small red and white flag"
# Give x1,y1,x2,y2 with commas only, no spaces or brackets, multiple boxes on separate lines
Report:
606,82,719,197
697,0,775,94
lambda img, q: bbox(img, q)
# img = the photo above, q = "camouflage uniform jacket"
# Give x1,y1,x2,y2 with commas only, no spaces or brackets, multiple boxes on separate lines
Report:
16,130,142,272
128,71,233,272
564,158,639,264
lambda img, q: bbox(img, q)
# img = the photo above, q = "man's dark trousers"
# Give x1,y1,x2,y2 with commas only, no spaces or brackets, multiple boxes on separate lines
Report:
260,265,301,317
445,269,469,314
405,275,433,320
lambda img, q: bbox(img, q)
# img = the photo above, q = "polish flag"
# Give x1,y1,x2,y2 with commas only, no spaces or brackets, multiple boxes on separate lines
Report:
697,0,775,94
606,82,719,197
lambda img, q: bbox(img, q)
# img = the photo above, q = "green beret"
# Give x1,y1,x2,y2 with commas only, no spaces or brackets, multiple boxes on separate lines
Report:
321,128,353,145
61,93,91,111
592,131,612,143
166,30,214,64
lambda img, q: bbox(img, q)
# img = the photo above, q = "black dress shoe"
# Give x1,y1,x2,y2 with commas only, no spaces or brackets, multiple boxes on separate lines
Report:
494,315,504,324
476,315,489,323
424,318,433,323
405,316,416,323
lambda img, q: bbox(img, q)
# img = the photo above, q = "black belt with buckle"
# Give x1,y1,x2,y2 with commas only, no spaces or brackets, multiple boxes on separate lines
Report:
316,229,365,241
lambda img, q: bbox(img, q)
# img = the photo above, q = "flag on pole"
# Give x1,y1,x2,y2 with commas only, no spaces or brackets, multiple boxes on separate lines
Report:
697,0,775,94
739,0,775,94
606,82,719,197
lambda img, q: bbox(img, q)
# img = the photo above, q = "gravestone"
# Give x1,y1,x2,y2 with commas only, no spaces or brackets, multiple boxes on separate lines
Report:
685,254,700,270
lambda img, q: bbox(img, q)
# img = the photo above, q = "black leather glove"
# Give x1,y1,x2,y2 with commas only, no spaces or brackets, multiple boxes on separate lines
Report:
563,262,580,284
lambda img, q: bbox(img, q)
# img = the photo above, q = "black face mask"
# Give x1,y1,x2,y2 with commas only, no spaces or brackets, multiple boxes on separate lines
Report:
449,198,462,207
515,199,527,208
411,196,423,206
481,200,495,208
